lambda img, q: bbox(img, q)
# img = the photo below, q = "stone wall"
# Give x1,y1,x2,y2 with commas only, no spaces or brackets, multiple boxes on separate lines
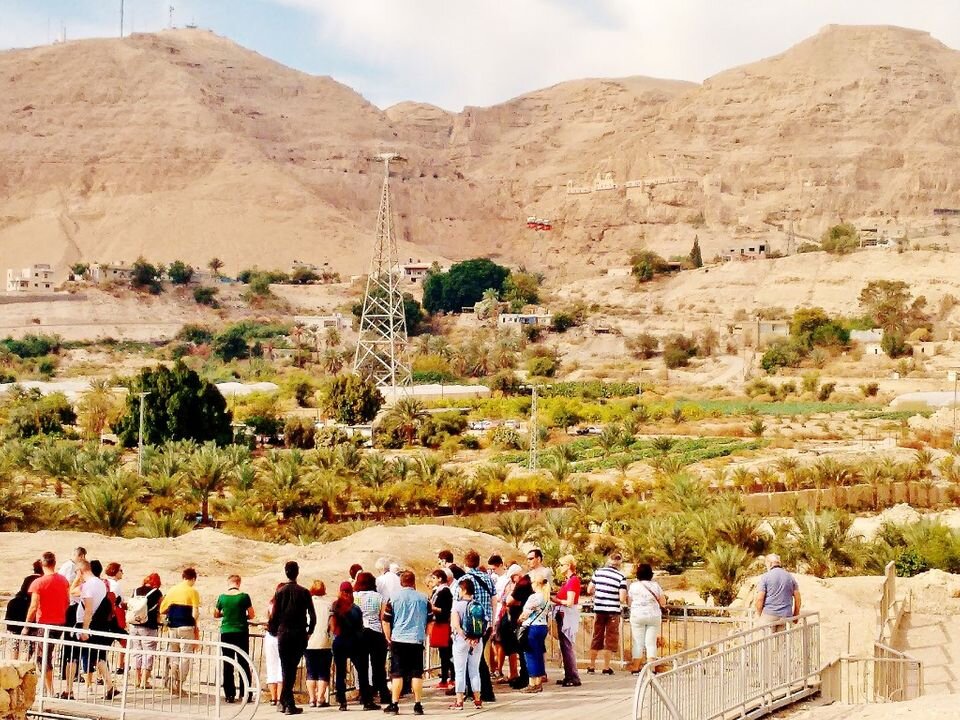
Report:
0,663,36,720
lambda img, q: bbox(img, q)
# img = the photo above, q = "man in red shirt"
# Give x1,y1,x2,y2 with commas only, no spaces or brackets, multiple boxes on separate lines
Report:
24,551,70,695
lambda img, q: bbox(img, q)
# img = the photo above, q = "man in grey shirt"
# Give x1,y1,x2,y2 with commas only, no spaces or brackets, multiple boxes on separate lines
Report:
754,554,801,629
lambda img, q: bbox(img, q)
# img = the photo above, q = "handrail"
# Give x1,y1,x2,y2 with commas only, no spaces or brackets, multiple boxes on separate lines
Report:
633,612,820,720
1,619,260,720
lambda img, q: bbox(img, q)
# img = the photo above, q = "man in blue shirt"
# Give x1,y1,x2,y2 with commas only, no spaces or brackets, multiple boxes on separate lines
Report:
463,550,496,703
383,571,430,715
754,554,801,630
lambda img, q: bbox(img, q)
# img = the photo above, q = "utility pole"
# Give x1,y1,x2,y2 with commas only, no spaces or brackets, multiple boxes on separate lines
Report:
950,368,960,448
120,0,124,37
137,392,150,476
353,153,412,391
529,385,539,471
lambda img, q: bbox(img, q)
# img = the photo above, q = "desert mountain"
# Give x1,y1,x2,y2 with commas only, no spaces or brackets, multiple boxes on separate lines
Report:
2,24,960,283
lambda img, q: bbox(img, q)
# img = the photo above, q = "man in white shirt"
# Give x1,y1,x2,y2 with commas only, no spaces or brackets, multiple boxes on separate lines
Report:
375,559,402,603
57,547,87,588
64,561,117,700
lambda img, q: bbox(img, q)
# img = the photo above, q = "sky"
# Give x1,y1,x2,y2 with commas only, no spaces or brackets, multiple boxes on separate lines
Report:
3,1,960,110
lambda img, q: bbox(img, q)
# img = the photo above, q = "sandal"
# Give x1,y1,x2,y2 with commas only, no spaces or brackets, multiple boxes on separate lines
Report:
448,702,464,711
473,700,483,709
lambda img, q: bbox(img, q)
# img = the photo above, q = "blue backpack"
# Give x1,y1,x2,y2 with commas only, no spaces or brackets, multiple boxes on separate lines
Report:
464,600,487,639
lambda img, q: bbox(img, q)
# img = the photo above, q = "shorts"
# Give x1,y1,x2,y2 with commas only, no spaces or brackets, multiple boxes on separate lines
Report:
497,615,519,655
304,648,332,681
389,641,424,680
590,611,621,653
34,627,64,668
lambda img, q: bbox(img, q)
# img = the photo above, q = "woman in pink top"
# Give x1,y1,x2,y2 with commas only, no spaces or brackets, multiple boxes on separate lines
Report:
551,555,581,687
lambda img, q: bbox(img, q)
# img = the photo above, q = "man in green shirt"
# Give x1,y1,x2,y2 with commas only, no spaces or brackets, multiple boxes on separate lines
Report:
214,575,255,703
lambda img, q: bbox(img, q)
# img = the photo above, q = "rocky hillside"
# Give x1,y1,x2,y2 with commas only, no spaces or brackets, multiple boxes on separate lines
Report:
2,24,960,283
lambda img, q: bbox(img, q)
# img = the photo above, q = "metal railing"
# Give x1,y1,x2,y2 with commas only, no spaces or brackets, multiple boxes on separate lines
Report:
820,562,922,704
548,606,752,669
633,612,820,720
1,620,259,720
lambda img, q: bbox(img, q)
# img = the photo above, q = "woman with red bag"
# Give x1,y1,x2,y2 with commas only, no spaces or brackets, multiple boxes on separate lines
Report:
427,570,454,689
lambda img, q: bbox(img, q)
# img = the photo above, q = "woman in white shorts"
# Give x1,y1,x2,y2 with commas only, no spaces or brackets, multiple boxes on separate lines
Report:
263,584,284,705
627,563,666,674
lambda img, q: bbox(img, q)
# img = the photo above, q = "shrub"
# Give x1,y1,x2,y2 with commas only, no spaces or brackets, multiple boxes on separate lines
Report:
860,382,880,398
193,286,218,306
820,223,859,254
895,550,929,578
167,260,194,285
551,312,575,333
882,331,910,359
489,371,521,395
177,324,214,345
290,267,320,284
630,250,670,283
663,334,698,369
131,257,163,293
0,334,60,358
817,383,836,401
284,418,316,449
527,356,557,378
760,339,806,373
489,426,523,450
321,374,384,425
626,333,658,359
212,326,250,362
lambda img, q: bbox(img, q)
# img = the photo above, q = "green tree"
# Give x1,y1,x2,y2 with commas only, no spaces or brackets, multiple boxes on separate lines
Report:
699,543,752,606
207,257,224,278
760,338,806,373
212,325,250,362
663,334,698,368
421,258,510,314
859,280,929,334
114,361,232,447
689,236,703,268
322,374,384,425
403,293,425,335
881,330,910,359
167,260,195,284
183,442,234,525
131,257,163,293
630,250,669,283
3,390,76,439
503,270,541,306
820,223,859,254
193,286,218,306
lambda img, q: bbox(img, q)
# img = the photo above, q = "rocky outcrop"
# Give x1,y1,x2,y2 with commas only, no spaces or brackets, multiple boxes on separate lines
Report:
0,663,36,720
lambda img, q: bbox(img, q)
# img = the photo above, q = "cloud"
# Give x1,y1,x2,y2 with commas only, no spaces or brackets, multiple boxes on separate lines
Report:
275,0,960,110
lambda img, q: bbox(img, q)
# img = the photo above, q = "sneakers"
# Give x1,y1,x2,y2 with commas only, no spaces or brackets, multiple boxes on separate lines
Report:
413,702,424,716
447,702,464,711
601,668,615,676
522,685,543,694
383,703,399,715
586,667,595,674
363,702,382,711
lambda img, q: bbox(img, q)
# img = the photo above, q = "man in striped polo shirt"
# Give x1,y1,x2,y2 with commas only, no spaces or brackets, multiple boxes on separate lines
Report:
586,552,627,674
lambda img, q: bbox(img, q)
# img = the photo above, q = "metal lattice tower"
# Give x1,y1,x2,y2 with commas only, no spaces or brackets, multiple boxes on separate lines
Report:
353,153,412,390
529,385,539,471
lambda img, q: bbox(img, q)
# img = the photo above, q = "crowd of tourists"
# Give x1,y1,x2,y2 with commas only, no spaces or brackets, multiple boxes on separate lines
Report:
4,544,803,715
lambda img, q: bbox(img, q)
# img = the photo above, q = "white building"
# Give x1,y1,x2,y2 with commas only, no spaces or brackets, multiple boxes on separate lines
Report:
401,259,432,284
294,314,347,331
89,262,133,284
6,264,54,292
498,312,554,327
851,329,884,344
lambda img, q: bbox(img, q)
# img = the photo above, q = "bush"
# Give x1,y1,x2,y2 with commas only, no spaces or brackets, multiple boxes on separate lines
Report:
212,326,250,362
3,390,76,439
321,374,384,425
551,312,575,333
503,270,541,306
817,383,836,401
821,223,859,254
131,257,163,293
882,330,910,359
630,250,670,283
284,418,316,449
663,334,698,369
760,339,806,372
895,549,929,578
193,286,218,306
860,382,880,398
489,426,523,450
0,334,60,358
627,333,659,359
526,356,558,378
290,267,320,284
489,371,521,395
177,324,214,345
167,260,194,285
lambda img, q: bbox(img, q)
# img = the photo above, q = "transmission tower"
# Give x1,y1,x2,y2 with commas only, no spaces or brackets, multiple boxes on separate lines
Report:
528,385,539,471
353,153,412,390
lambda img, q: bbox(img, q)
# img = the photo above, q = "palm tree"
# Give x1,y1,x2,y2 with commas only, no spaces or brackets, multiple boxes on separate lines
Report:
699,543,753,606
597,424,624,458
321,348,344,374
386,398,428,446
184,442,234,525
492,511,543,548
308,469,349,522
284,515,328,545
360,453,393,488
30,440,78,497
73,470,143,536
261,450,308,518
651,436,677,455
780,510,862,578
546,453,573,484
136,509,192,538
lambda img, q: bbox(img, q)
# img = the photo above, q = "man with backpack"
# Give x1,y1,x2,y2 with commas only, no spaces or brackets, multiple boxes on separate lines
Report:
63,560,119,700
215,575,255,704
448,577,486,710
463,550,496,703
128,573,163,689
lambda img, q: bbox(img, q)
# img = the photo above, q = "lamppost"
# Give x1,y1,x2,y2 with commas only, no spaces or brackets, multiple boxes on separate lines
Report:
137,391,150,476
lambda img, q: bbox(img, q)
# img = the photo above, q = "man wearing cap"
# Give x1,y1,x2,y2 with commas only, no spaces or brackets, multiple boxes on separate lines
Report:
269,561,316,715
754,554,801,630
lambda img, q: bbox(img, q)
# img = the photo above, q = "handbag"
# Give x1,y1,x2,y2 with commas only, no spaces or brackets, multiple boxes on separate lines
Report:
515,598,548,645
429,622,451,648
638,581,666,618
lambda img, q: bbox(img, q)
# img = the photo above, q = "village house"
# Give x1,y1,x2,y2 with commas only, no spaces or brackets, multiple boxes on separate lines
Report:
293,313,347,332
401,259,433,284
89,262,133,284
498,311,554,327
5,264,54,292
722,243,768,261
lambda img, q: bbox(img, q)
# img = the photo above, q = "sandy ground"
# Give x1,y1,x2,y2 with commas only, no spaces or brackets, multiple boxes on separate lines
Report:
0,525,514,631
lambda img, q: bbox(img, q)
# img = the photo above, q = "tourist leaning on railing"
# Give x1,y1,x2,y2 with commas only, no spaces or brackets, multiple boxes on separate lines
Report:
627,563,666,675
